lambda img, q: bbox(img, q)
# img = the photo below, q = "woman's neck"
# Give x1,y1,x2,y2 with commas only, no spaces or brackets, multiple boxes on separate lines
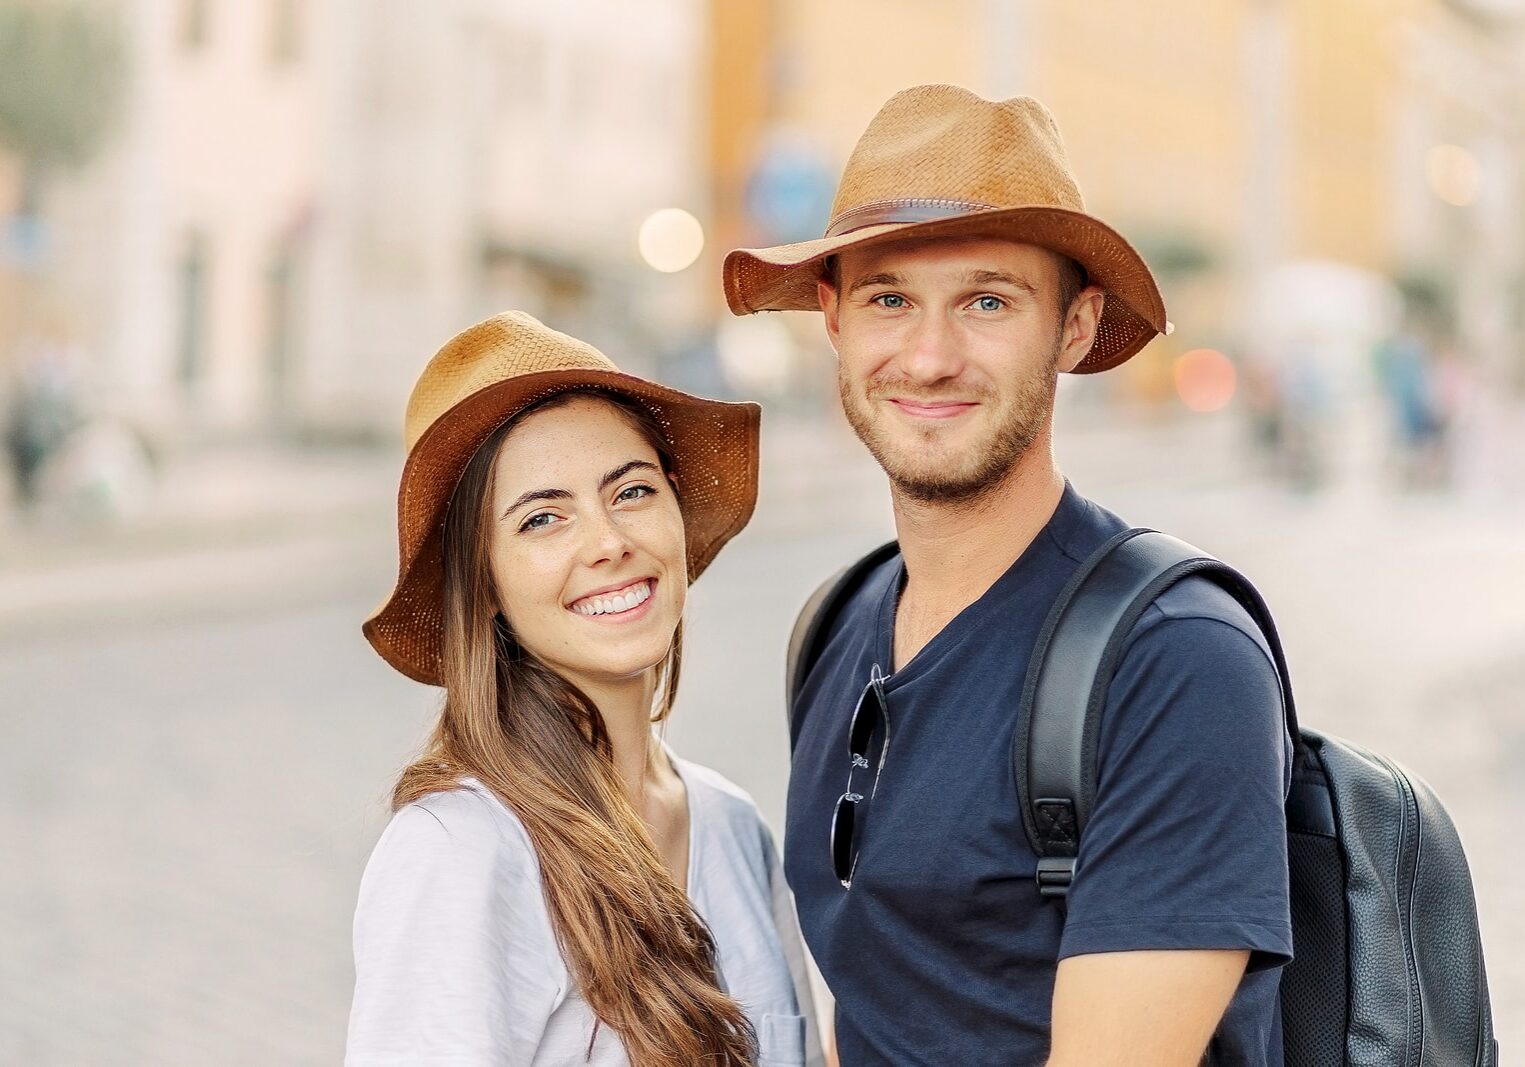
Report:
582,671,670,800
584,669,690,887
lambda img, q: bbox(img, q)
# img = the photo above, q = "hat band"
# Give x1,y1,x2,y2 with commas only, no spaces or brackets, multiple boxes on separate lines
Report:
824,198,997,238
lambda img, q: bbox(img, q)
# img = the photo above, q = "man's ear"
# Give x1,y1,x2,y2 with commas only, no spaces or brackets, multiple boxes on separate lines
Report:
818,278,842,354
1056,285,1105,373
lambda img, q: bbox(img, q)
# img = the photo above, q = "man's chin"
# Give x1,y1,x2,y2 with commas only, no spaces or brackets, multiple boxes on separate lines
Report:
871,430,1042,505
887,468,997,505
877,452,993,501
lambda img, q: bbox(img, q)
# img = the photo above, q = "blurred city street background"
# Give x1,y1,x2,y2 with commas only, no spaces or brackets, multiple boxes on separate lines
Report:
4,0,1525,1063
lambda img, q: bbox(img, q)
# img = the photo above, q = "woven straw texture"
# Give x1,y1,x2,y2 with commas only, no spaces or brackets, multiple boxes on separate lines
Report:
365,311,761,686
723,84,1168,373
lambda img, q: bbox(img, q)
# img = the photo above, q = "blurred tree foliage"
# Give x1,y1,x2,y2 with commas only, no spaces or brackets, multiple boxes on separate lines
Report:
1394,264,1457,337
1131,230,1217,280
0,0,127,200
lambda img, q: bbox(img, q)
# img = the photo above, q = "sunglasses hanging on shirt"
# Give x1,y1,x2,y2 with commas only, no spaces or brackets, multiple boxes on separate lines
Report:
830,664,891,888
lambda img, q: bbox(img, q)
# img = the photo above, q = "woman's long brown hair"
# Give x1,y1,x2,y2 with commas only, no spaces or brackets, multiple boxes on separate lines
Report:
393,391,757,1066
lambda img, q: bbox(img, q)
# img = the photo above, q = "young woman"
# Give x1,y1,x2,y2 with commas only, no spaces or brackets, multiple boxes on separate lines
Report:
348,312,820,1066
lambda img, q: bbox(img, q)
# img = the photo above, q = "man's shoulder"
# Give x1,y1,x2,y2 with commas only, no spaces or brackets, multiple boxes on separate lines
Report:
808,541,901,636
1054,488,1276,666
1133,572,1276,668
1043,485,1131,567
842,543,902,607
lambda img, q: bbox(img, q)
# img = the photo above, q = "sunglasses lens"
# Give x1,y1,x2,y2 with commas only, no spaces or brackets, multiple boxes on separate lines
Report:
831,794,859,884
848,682,882,758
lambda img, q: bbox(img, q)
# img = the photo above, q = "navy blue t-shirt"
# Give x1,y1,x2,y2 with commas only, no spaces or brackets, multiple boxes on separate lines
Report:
784,484,1292,1066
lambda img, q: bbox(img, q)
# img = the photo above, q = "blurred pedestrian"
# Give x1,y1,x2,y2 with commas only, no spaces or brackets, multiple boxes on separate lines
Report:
3,325,82,508
348,313,821,1066
1275,336,1334,492
725,85,1291,1065
1374,320,1454,490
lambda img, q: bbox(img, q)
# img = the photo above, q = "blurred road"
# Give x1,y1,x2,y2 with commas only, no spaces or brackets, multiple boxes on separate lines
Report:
2,409,1523,1064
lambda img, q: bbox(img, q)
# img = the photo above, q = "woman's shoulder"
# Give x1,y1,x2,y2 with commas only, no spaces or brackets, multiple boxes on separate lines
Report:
675,757,759,811
674,757,777,850
368,779,536,871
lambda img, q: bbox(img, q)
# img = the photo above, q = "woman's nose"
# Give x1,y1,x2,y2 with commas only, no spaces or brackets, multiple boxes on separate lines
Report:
579,508,635,566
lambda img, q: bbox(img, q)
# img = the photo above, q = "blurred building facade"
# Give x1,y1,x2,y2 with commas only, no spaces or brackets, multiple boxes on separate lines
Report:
3,0,706,445
308,0,707,439
708,0,1525,391
5,0,1525,452
21,0,323,437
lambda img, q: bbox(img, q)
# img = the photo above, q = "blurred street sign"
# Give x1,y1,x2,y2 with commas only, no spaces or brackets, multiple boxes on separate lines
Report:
1,213,49,271
745,132,835,245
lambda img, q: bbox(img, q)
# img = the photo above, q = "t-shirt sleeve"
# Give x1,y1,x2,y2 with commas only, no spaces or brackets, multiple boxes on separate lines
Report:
1057,608,1293,972
346,794,560,1065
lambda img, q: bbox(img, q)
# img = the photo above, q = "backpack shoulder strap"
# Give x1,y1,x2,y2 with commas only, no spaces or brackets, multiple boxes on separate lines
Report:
1016,528,1298,900
785,540,900,748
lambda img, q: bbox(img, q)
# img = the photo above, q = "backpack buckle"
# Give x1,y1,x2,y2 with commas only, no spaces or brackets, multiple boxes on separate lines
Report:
1035,856,1076,899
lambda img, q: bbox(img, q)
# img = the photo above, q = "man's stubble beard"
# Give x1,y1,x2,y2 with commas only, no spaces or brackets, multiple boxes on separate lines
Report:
839,338,1062,507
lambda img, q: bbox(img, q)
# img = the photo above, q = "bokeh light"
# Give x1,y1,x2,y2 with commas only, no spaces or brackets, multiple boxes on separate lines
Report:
1173,348,1237,413
637,207,705,273
1426,144,1482,207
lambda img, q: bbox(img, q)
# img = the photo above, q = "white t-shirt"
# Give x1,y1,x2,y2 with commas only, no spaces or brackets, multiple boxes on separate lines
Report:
346,756,823,1066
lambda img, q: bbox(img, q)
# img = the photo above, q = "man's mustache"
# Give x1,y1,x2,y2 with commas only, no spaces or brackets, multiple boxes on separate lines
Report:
863,378,994,405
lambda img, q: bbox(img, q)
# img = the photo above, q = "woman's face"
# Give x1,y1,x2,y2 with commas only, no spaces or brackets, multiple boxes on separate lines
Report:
488,396,687,693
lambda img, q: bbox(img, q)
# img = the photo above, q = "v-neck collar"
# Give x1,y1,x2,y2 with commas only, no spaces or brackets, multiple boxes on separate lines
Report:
873,481,1086,690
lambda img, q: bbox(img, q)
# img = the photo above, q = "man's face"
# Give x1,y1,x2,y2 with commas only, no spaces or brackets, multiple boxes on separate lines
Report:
820,236,1101,505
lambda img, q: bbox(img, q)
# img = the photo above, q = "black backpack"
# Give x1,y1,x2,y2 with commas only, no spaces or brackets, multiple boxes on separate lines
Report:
786,529,1498,1067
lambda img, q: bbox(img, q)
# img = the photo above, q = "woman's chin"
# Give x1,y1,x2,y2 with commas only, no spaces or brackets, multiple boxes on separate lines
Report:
555,641,675,689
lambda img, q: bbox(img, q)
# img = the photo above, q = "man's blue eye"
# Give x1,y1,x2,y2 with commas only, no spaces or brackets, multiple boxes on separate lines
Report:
875,294,907,308
974,295,1004,311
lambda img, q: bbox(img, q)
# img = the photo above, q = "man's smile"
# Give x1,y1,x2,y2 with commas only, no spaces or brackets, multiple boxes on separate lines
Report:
885,397,979,420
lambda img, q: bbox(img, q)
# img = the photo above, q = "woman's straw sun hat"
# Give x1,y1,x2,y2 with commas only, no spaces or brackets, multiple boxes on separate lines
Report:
723,84,1170,373
364,311,760,686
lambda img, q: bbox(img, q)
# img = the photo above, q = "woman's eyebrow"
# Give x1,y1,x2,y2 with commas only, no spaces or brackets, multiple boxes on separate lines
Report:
599,460,661,489
500,461,662,520
500,486,573,520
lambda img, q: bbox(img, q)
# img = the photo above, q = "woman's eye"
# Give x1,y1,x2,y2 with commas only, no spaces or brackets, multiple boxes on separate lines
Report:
971,295,1006,312
520,512,558,532
872,293,908,309
616,484,655,504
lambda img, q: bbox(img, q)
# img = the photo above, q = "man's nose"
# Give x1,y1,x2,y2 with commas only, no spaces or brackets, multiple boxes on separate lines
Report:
897,311,965,385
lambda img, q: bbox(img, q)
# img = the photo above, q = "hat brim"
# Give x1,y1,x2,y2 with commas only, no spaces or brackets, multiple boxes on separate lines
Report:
723,206,1168,373
364,368,760,686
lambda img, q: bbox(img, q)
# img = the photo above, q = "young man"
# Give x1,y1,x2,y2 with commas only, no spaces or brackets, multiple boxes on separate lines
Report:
724,86,1292,1066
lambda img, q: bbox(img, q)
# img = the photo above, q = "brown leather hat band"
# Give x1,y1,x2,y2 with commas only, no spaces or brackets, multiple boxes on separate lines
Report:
824,198,998,238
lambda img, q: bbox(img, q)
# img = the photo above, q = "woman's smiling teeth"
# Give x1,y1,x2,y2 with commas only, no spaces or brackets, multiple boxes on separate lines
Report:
570,579,654,617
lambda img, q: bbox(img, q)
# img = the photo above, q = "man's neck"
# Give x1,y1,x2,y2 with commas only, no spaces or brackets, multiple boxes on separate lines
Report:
888,435,1066,670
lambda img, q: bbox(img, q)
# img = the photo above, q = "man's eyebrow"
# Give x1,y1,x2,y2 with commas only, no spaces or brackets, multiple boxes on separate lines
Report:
964,269,1038,296
846,271,905,297
499,460,662,520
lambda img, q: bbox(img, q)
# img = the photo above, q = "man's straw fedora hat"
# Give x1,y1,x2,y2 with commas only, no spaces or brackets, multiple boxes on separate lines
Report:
723,84,1170,373
364,311,761,686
